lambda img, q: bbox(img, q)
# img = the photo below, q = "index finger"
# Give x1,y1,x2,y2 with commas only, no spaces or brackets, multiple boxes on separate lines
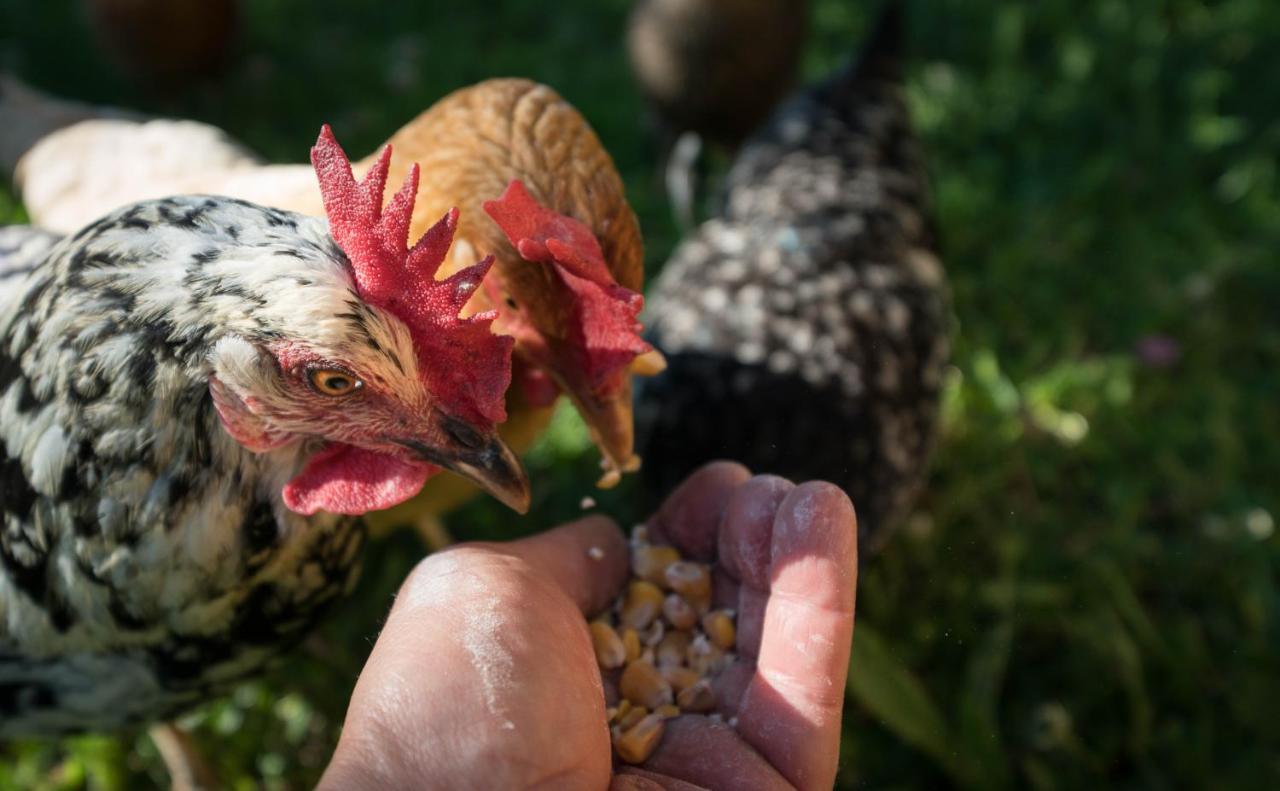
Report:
736,482,858,791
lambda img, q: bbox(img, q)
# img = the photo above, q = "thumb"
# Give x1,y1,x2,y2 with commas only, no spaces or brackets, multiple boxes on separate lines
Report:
490,514,630,616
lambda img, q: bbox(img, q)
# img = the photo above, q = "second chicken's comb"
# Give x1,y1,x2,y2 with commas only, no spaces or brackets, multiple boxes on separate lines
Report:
483,180,652,393
311,126,512,425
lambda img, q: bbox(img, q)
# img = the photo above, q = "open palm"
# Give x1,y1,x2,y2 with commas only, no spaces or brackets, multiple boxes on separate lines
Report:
320,462,857,791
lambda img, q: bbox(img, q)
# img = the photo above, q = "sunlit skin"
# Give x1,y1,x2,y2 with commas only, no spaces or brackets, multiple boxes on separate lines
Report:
319,462,858,790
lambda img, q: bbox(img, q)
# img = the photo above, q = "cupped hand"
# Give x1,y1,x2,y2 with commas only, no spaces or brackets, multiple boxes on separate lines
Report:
319,462,858,791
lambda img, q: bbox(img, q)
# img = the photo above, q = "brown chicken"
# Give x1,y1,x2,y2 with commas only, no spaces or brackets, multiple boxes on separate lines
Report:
2,77,661,535
357,79,663,530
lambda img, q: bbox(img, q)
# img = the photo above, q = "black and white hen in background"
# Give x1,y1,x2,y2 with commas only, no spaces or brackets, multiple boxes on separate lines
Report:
638,4,950,554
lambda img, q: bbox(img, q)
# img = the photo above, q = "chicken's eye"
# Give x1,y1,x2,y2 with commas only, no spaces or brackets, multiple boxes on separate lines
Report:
308,369,362,397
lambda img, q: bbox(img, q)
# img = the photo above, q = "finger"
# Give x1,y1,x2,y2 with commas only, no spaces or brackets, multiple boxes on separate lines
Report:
737,482,858,791
615,767,710,790
734,587,767,661
711,570,738,612
710,663,752,719
648,461,751,560
494,515,629,615
610,774,668,791
718,475,795,660
640,717,791,791
718,475,794,588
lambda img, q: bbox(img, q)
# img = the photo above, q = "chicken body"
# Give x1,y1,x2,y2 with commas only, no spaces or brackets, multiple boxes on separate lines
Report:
638,6,949,553
0,187,523,733
0,74,309,235
4,78,650,523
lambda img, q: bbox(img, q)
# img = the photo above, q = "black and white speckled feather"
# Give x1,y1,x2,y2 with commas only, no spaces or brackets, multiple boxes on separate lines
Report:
0,225,62,281
0,198,373,734
638,4,950,552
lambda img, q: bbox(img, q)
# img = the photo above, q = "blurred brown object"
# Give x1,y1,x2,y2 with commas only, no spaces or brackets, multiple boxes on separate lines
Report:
87,0,239,86
626,0,809,224
627,0,809,148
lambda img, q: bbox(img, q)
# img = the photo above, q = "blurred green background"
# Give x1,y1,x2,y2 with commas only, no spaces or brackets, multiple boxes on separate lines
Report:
2,0,1278,788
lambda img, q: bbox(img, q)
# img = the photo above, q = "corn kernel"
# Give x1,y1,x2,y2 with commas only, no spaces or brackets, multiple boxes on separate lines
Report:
617,704,649,732
659,666,701,693
655,704,681,720
631,545,681,587
621,627,642,662
702,610,736,650
662,593,698,630
590,621,627,669
620,580,665,630
676,679,716,713
665,561,711,602
687,634,726,676
612,699,633,723
656,631,691,668
642,619,665,647
620,659,674,709
614,713,666,765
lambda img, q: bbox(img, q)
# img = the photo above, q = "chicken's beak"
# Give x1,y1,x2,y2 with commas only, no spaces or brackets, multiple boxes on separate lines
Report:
444,436,531,514
397,418,531,514
562,377,643,490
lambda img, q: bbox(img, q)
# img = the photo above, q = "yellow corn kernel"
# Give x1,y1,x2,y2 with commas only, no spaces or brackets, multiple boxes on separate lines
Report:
620,580,665,630
676,679,716,713
655,704,681,719
702,610,736,650
631,544,681,587
612,699,633,724
659,666,701,693
620,659,674,709
617,704,649,732
665,561,711,603
614,713,666,765
687,634,727,676
590,621,627,669
621,626,642,662
656,630,691,668
662,593,699,630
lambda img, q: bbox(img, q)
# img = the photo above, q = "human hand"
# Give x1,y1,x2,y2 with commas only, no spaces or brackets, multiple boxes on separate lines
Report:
319,462,858,790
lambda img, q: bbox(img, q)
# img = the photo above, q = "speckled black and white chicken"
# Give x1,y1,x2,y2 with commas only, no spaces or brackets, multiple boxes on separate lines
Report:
638,5,949,553
0,129,529,734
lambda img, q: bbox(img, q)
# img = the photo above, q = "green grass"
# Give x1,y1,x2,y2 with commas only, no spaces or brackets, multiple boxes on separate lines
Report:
2,0,1279,787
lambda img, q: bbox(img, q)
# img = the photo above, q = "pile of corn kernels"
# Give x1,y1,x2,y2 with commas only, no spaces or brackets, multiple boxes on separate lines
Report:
592,526,738,764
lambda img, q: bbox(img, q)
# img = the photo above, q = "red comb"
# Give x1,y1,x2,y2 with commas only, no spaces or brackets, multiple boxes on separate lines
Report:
482,180,650,395
311,125,512,425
